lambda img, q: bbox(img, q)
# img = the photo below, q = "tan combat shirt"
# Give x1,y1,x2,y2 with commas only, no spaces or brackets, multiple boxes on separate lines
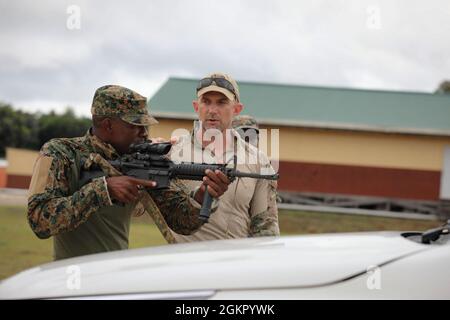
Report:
170,128,280,242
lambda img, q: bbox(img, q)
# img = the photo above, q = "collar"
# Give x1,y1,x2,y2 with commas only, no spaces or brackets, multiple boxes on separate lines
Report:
85,128,120,159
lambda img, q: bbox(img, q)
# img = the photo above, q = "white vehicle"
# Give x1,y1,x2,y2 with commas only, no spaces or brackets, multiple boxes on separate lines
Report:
0,223,449,300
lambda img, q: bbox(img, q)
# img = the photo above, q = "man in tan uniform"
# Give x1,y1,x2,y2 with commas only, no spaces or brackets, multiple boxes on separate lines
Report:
170,73,280,242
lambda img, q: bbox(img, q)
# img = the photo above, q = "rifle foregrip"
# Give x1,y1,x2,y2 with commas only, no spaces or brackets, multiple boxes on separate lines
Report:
199,187,213,222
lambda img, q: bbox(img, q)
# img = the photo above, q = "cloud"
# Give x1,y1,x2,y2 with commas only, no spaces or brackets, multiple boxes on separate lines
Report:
0,0,449,117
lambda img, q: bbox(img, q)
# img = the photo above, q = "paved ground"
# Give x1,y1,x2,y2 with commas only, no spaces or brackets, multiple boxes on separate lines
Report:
0,188,27,206
278,203,438,221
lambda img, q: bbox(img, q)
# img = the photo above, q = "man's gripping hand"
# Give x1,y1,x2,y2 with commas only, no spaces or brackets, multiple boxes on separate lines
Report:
194,169,231,204
106,176,157,204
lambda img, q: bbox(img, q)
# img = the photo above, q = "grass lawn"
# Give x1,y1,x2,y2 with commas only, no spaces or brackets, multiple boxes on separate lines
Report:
0,205,442,280
278,210,442,234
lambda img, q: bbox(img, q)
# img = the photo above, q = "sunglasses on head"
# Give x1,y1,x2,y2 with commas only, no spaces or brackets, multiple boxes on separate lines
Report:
196,77,238,101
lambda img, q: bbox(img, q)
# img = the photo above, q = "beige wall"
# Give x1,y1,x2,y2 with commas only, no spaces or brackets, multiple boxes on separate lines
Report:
150,118,450,171
275,126,450,171
6,148,39,176
149,119,193,140
6,120,446,176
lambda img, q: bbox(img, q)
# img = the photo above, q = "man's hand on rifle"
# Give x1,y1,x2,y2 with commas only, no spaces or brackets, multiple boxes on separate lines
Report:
106,176,157,204
194,169,231,204
151,136,179,144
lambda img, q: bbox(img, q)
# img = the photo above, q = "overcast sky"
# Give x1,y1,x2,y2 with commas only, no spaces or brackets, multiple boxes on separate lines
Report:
1,0,449,117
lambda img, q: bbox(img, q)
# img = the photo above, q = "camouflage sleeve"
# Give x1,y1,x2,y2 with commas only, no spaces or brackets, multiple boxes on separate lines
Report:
27,149,112,239
249,180,280,237
147,179,217,235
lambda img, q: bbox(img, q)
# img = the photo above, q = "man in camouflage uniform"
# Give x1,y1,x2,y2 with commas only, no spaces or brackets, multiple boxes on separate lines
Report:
169,73,280,242
27,85,230,260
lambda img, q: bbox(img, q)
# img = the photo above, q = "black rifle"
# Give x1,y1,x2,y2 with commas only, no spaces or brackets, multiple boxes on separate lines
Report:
80,141,279,222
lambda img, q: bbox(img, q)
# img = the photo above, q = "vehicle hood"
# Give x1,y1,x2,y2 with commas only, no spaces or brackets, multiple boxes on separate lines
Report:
0,232,431,299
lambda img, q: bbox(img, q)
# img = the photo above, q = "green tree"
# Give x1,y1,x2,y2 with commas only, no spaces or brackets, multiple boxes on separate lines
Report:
0,103,91,157
0,103,39,157
435,80,450,94
37,107,91,148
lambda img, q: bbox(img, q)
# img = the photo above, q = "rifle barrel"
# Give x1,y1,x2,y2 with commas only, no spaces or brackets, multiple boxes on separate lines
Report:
231,171,279,180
